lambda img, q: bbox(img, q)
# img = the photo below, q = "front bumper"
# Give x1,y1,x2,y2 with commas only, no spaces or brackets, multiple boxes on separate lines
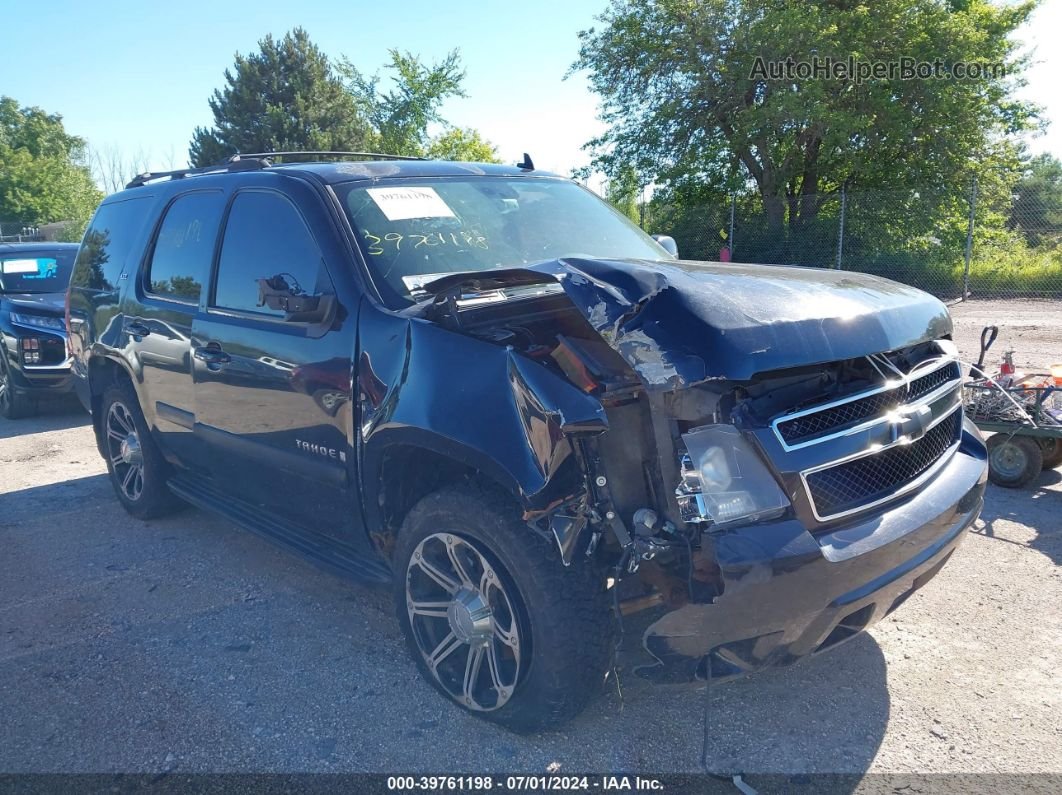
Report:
636,419,988,683
3,329,75,400
7,361,76,399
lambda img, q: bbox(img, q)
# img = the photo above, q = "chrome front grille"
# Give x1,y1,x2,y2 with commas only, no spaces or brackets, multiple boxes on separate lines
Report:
777,387,901,445
802,408,963,521
768,355,965,523
908,361,962,401
773,357,962,451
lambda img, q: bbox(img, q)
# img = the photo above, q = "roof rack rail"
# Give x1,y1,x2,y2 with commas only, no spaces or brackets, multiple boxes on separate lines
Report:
232,151,427,163
123,150,427,189
124,156,270,189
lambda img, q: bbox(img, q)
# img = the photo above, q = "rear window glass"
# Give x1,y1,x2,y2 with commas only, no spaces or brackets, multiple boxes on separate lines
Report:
0,252,75,293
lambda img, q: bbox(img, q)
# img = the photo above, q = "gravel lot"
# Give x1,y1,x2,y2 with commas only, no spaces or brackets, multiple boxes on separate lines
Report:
1,299,1060,779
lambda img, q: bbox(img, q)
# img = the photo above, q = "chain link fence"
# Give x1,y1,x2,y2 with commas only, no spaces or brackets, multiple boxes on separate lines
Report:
0,220,80,243
647,182,1062,301
0,221,45,243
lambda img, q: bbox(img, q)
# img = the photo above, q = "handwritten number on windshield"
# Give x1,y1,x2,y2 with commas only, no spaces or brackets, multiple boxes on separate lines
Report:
362,229,488,255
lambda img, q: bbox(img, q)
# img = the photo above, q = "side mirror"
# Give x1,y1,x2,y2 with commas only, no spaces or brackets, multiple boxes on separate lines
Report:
257,275,335,324
651,234,679,258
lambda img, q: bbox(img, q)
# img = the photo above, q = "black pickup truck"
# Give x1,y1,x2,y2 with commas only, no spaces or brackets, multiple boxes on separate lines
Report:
67,154,988,732
1,242,79,418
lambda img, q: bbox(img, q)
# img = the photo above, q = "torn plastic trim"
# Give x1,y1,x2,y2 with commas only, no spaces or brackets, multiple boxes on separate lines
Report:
534,438,633,567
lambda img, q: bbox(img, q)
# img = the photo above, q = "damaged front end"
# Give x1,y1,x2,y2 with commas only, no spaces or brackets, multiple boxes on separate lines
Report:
406,257,987,684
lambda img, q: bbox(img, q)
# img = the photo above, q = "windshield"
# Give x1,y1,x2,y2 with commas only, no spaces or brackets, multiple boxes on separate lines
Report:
0,250,76,293
339,177,668,302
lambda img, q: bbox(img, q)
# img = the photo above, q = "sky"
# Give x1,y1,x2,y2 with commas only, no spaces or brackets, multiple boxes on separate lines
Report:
2,0,1060,181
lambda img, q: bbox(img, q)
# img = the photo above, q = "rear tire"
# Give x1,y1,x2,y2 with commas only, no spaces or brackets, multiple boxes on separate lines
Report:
987,434,1043,488
0,356,35,419
100,380,185,519
1038,437,1062,469
392,483,613,733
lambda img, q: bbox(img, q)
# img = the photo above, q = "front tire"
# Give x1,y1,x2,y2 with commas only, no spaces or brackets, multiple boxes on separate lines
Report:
100,381,184,519
393,484,613,733
0,356,34,419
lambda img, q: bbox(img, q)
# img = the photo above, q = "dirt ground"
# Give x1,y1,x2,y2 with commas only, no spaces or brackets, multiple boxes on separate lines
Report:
0,298,1059,781
949,298,1062,374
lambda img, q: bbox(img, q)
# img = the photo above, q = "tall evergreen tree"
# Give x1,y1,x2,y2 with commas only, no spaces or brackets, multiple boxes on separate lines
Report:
189,28,369,166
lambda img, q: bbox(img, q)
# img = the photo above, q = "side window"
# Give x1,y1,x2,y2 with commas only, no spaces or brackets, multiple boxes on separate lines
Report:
70,197,154,292
213,191,331,317
145,192,225,303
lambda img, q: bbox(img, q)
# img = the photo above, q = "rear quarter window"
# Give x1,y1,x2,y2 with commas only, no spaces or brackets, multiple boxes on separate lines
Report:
68,196,156,352
70,197,155,293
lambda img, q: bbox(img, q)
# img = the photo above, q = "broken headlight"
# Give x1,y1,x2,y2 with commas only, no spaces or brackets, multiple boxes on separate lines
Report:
676,425,789,526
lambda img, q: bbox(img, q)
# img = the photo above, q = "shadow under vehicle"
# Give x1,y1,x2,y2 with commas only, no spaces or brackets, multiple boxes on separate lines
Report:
67,152,988,732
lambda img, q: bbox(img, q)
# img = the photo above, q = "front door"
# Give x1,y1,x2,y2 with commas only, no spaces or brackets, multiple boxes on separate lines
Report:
191,185,360,544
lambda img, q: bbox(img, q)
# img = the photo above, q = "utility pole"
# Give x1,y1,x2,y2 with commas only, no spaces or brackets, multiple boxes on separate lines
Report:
728,195,736,256
835,185,847,270
962,178,978,300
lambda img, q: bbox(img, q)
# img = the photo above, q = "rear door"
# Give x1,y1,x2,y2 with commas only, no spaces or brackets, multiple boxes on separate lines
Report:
191,181,361,542
123,190,226,467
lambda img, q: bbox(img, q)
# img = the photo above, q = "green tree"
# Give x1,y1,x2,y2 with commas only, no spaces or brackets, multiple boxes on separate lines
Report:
425,127,500,163
151,275,201,300
340,49,467,157
605,165,641,223
573,0,1038,237
70,228,111,290
1009,153,1062,247
189,28,370,166
0,97,102,239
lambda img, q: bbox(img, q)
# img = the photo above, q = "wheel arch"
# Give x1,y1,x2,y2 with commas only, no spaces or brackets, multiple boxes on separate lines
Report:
362,431,539,560
87,354,139,457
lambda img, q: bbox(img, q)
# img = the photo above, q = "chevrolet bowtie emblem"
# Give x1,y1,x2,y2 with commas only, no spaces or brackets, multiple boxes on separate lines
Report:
891,403,933,443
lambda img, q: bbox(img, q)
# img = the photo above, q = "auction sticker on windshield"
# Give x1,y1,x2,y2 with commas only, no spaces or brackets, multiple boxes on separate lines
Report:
367,186,456,221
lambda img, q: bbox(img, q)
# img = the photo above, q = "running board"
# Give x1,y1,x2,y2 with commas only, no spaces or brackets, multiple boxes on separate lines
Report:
167,473,392,585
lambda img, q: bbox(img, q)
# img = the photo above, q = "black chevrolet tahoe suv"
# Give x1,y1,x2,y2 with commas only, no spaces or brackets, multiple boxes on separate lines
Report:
1,242,79,418
67,154,988,731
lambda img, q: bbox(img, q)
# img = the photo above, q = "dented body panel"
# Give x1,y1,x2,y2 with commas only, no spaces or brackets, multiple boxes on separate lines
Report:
421,257,952,387
356,299,607,545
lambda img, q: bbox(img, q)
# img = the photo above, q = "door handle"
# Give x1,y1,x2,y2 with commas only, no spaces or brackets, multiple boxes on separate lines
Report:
193,345,231,367
125,320,151,338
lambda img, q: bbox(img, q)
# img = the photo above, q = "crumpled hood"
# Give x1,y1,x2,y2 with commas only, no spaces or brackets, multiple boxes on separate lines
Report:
423,258,952,389
3,291,67,315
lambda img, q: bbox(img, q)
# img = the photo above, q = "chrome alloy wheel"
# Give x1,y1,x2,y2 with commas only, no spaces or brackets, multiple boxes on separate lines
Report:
105,401,144,501
405,533,522,711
